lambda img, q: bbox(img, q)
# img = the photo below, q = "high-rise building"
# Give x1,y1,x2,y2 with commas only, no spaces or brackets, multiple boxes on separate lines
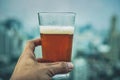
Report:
106,15,120,64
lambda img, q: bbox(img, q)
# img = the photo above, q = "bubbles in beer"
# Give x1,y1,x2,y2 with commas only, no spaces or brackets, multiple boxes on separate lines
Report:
40,26,74,34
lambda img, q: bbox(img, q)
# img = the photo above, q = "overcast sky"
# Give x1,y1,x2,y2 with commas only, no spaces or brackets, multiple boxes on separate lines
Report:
0,0,120,31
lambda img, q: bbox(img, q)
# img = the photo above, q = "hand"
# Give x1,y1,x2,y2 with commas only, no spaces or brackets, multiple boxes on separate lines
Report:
10,38,73,80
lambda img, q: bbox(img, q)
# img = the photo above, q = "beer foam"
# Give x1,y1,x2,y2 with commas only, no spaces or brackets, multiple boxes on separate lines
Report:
40,26,74,34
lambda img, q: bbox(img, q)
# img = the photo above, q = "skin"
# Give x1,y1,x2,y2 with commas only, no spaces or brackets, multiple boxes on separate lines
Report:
10,38,73,80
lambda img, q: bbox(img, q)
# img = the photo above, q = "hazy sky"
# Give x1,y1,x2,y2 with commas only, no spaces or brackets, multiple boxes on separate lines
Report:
0,0,120,31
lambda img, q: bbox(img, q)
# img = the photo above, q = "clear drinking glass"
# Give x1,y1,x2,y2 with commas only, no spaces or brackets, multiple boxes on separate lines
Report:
38,12,75,80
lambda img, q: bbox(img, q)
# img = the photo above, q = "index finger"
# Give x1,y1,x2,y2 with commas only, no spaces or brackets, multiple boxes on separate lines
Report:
21,38,41,60
24,38,41,52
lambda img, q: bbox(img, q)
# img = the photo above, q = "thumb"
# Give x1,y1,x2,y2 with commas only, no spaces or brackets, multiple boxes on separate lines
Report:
46,62,74,76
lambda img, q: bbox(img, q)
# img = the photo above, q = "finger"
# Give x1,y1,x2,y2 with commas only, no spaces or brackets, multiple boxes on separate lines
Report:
22,38,41,59
45,62,74,76
36,58,53,63
37,58,63,66
24,38,41,52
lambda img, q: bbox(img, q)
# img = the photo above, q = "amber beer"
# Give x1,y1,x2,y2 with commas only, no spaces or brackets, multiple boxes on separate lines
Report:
40,26,74,62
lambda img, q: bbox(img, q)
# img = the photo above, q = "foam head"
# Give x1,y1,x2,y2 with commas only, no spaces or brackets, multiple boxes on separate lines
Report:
40,26,74,34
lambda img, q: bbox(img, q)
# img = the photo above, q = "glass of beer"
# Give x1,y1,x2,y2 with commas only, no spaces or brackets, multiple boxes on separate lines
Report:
38,12,75,79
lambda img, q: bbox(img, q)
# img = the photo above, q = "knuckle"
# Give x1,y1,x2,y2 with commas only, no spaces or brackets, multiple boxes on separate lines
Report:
60,62,67,69
47,67,55,76
60,62,68,72
27,40,33,45
25,40,34,50
26,40,35,48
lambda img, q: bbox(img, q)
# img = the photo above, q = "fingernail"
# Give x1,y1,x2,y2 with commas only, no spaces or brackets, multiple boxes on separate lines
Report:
67,62,74,69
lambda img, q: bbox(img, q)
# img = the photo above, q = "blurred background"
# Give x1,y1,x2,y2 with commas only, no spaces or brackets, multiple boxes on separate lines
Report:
0,0,120,80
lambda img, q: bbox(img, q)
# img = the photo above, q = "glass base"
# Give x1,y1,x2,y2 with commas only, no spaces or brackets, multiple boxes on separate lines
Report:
52,73,70,80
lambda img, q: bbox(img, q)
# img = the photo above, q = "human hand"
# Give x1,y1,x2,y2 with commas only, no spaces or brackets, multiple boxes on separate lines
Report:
10,38,73,80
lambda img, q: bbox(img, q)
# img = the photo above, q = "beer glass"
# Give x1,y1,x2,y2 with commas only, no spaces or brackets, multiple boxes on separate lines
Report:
38,12,75,79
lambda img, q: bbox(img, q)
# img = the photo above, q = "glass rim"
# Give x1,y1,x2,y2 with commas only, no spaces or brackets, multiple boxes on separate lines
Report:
37,12,76,15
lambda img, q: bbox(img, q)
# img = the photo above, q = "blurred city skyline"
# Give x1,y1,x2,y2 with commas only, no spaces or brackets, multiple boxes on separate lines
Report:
0,0,120,32
1,0,120,80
